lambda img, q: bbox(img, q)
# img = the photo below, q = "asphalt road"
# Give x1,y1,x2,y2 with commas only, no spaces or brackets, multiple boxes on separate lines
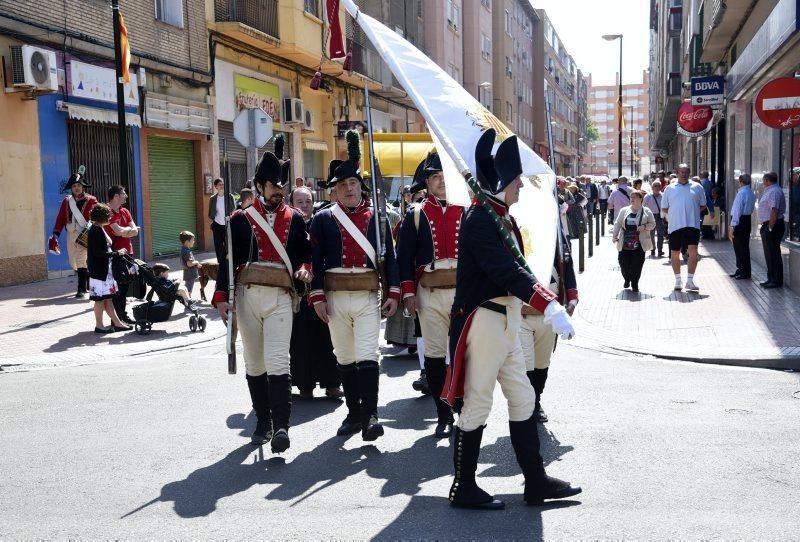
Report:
1,342,799,539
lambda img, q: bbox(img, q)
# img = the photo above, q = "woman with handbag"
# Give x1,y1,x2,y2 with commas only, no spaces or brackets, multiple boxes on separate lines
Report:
87,204,131,334
612,190,655,292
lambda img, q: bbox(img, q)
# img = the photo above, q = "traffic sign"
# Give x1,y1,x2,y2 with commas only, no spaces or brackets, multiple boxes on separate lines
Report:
691,75,725,106
755,77,800,129
233,107,273,148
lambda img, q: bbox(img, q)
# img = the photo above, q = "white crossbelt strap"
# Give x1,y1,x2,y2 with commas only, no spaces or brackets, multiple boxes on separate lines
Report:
331,203,377,268
244,206,294,277
68,196,88,229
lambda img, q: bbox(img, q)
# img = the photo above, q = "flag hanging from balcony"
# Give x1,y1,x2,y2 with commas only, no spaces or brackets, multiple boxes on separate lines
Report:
340,0,558,285
327,0,346,59
119,13,131,83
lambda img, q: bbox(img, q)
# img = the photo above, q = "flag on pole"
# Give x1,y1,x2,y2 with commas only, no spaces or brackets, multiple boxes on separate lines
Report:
340,0,558,283
119,14,131,83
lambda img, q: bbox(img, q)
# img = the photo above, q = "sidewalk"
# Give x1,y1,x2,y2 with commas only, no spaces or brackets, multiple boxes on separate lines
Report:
571,221,800,369
0,252,225,372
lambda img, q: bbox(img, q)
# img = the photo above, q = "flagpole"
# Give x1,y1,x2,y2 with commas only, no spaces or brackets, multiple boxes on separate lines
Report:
112,0,129,188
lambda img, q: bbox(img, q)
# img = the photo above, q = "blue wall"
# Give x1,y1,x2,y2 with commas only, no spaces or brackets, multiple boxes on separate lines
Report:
38,94,142,272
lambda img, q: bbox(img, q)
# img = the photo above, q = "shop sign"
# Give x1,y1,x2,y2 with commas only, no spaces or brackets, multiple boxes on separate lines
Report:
755,77,800,129
70,60,138,106
691,75,725,106
337,120,366,138
676,102,714,137
234,73,281,129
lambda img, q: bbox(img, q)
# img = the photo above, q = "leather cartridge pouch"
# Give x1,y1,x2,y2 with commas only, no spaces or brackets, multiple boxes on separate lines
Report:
419,268,457,289
238,262,292,289
324,270,379,291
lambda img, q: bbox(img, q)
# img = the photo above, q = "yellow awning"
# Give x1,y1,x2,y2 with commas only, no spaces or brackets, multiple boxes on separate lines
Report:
304,139,329,152
361,133,434,178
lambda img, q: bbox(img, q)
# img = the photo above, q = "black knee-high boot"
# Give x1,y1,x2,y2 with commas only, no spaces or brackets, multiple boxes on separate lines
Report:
527,368,549,423
423,356,453,437
355,359,383,441
246,373,272,445
509,414,581,505
448,426,504,510
336,363,361,436
268,373,292,453
76,268,88,297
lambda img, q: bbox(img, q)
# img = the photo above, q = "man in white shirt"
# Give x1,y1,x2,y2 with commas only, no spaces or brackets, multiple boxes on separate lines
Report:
660,164,707,291
606,176,632,224
598,180,610,221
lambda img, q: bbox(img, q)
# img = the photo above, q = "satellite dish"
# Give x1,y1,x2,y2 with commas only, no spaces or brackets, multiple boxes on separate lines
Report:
29,51,49,85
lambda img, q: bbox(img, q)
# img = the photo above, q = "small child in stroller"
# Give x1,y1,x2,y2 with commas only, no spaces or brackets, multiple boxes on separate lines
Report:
131,261,206,334
150,263,195,309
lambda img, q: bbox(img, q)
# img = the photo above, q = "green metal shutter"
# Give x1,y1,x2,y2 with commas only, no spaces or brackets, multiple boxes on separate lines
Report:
148,136,196,256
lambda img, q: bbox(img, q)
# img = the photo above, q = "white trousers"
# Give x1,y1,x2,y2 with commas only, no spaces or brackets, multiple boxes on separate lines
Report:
326,290,380,364
457,296,536,432
66,222,87,271
416,285,455,359
519,313,556,371
236,284,293,377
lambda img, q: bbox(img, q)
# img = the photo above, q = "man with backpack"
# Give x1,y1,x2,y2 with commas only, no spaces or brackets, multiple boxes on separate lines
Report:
606,176,633,224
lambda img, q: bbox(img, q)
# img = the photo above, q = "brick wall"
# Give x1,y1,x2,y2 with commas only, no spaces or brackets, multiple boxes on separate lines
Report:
0,0,209,77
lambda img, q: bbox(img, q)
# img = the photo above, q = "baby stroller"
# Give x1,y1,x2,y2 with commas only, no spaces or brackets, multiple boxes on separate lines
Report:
123,256,207,335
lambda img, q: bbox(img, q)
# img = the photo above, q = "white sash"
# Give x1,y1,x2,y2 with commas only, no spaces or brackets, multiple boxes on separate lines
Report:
244,206,294,278
68,196,88,229
331,203,377,268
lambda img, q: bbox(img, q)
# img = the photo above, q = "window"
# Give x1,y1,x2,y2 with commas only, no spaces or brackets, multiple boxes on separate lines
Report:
506,102,513,123
447,0,461,31
481,34,491,59
304,0,320,18
155,0,183,27
505,56,513,78
505,10,512,35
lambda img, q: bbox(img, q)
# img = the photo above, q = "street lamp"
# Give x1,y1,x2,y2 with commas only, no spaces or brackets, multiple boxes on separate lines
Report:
602,33,623,178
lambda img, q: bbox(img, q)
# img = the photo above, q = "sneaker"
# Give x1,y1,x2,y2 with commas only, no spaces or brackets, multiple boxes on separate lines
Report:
685,281,700,292
674,280,683,291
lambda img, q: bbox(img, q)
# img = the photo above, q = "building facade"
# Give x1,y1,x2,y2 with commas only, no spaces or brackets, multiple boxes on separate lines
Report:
588,70,651,177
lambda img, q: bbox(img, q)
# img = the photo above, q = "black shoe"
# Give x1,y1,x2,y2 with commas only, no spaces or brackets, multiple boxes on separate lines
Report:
534,402,548,423
412,369,430,395
763,282,782,289
650,250,655,257
735,274,751,280
435,419,454,438
449,426,505,510
623,280,630,288
94,326,114,334
631,282,639,293
271,428,290,453
75,291,86,299
424,357,454,439
730,272,741,278
120,314,136,325
361,415,385,441
658,251,664,258
251,418,273,445
112,324,132,332
759,280,770,287
337,414,362,436
524,475,583,505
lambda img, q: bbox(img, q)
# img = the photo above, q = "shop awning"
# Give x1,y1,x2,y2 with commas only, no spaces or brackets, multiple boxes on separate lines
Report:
304,140,329,152
57,101,142,127
362,134,435,178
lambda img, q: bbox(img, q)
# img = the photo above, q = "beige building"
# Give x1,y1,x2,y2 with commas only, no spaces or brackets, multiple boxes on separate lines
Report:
462,0,494,110
424,0,464,87
588,70,651,177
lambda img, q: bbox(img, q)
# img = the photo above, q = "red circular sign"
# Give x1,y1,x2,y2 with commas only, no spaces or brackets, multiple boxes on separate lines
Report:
677,102,713,135
755,77,800,129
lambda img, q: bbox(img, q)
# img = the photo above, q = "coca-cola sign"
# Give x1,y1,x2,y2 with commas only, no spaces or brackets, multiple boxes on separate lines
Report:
676,102,714,137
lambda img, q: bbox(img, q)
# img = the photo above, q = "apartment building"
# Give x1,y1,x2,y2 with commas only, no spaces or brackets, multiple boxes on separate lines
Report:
462,0,493,110
588,70,651,177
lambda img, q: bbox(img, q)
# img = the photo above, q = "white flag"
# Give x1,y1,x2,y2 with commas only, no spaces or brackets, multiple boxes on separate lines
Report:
343,0,558,284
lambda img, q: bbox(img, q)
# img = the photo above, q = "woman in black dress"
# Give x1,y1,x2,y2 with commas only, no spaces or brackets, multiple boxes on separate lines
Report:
87,204,131,333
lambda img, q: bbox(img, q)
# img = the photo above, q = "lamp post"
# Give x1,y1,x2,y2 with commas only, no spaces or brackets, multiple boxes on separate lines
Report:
602,34,623,178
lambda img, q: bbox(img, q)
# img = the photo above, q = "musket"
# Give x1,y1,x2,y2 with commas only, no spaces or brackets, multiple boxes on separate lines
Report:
223,138,237,374
363,85,390,300
545,92,567,301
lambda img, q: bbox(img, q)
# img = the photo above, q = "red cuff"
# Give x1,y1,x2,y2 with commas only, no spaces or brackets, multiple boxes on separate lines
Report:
211,290,228,308
388,286,401,303
308,289,327,305
527,283,557,313
566,288,579,302
401,280,416,296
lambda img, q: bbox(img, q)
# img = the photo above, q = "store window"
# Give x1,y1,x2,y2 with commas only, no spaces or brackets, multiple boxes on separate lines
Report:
788,128,800,241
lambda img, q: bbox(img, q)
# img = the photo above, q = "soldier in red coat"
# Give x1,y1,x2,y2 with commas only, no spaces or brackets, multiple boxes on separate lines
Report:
49,172,98,298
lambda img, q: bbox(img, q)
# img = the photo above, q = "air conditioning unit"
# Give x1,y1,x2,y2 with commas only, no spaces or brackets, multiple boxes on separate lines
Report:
283,98,304,124
302,109,314,131
8,45,58,93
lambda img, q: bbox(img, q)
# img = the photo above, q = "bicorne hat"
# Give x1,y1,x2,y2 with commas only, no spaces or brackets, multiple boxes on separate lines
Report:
254,133,291,188
474,129,499,193
493,135,523,193
324,129,368,191
409,151,443,193
62,172,90,192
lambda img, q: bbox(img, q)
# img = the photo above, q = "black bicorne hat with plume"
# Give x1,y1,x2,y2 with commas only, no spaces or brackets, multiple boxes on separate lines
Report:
325,129,368,191
61,165,90,192
254,133,291,188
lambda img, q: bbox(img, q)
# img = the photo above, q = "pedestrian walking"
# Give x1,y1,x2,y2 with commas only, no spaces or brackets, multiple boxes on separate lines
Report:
660,164,707,292
213,134,313,453
104,186,140,324
612,190,655,292
208,178,235,264
179,231,201,298
728,173,756,280
757,171,787,288
86,203,130,334
606,176,632,224
598,180,610,221
442,130,580,510
643,180,665,257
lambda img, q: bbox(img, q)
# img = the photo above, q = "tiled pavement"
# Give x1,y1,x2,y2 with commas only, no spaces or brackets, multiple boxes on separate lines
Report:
0,252,224,372
571,222,800,368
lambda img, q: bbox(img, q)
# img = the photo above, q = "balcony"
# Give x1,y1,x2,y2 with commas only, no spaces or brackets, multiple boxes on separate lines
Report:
215,0,279,40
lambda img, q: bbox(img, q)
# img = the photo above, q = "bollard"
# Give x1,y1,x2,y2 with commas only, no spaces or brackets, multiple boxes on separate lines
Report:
578,229,585,273
587,214,593,258
595,211,600,245
600,210,605,237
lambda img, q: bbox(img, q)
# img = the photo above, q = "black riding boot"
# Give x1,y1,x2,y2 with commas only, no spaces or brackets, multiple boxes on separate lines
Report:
246,373,272,445
76,268,89,297
424,356,453,438
268,373,292,453
509,414,581,505
449,426,504,510
336,363,361,436
527,368,549,423
355,359,384,441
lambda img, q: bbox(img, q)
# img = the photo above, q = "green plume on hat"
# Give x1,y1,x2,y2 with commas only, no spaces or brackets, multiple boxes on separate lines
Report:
345,129,361,163
274,133,285,160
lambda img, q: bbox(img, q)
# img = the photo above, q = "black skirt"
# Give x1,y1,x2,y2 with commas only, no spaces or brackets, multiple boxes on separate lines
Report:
290,298,340,390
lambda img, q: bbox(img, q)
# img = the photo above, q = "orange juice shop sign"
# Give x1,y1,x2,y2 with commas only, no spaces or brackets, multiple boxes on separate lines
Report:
234,74,281,129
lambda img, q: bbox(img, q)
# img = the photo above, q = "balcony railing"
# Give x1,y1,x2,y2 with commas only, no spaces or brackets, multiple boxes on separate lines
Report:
215,0,279,40
351,42,383,83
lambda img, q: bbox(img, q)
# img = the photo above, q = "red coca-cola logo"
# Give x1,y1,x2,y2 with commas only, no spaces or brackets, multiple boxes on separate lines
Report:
677,102,713,135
